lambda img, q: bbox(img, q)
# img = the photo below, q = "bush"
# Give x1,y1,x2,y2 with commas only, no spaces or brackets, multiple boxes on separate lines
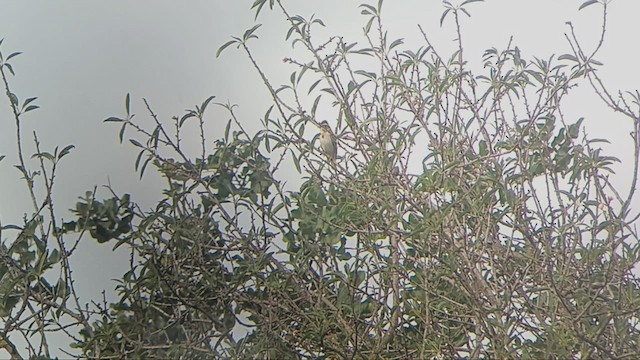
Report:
2,1,640,358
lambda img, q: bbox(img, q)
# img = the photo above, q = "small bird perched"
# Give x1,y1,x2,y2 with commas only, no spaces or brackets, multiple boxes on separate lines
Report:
318,120,337,161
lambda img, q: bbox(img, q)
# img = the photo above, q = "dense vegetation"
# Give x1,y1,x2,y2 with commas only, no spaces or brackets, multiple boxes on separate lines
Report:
2,1,639,358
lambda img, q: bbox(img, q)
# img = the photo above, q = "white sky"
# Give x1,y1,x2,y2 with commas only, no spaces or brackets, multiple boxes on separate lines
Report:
1,0,639,357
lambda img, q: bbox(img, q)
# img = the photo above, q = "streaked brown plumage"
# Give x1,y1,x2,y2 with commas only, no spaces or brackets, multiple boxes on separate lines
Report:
318,121,337,160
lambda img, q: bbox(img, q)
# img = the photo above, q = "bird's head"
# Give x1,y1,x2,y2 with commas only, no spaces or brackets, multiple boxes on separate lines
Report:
318,120,331,131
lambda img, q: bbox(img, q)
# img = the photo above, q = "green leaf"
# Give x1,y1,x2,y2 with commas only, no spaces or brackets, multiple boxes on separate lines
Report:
347,80,355,94
308,79,322,94
58,145,75,159
568,118,583,139
389,38,404,51
62,221,77,232
125,93,130,115
1,224,21,231
0,296,20,317
224,119,232,141
217,39,239,58
179,112,196,127
32,151,55,162
558,54,578,62
359,4,377,16
311,95,321,116
440,8,451,26
587,138,610,144
251,0,270,20
129,139,143,148
479,140,488,156
134,149,145,171
8,92,18,105
579,0,599,11
461,0,484,5
243,24,262,41
48,249,60,264
297,64,311,85
364,17,375,34
588,58,603,66
6,51,21,61
4,63,15,76
354,70,377,80
139,156,152,179
285,26,296,41
23,97,37,106
118,123,127,143
291,149,301,173
200,95,216,114
23,105,39,113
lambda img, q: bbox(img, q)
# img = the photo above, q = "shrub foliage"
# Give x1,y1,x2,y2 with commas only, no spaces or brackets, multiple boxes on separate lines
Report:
2,1,640,358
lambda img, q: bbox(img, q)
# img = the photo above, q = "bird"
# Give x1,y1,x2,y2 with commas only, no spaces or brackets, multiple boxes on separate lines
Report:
318,121,337,161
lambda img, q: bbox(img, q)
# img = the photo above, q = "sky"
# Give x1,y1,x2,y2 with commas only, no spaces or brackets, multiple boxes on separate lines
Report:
1,0,639,357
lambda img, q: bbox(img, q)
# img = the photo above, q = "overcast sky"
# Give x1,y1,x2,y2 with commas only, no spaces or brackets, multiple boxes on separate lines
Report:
1,1,639,356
